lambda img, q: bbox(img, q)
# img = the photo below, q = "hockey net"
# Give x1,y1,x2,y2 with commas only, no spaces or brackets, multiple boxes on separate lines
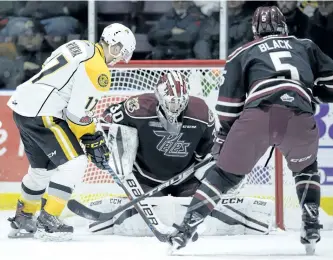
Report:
71,60,299,230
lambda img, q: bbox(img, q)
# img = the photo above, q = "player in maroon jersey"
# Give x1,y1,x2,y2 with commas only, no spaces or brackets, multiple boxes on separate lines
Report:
102,71,215,188
169,6,333,255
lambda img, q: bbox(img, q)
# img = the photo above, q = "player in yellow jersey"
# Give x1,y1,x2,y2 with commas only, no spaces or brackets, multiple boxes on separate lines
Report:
7,23,136,241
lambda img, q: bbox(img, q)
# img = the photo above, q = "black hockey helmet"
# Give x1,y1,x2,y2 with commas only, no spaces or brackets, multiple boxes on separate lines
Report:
252,6,288,39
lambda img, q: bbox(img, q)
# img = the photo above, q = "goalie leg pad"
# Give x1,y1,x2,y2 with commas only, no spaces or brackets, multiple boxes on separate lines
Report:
88,197,180,236
87,196,273,237
211,197,274,235
293,160,321,207
108,124,139,176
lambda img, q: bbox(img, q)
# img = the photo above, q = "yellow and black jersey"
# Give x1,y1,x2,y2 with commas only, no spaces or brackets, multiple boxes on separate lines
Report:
8,40,111,139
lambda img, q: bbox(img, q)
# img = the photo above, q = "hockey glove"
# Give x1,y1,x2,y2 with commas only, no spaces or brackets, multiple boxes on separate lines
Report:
81,131,110,170
211,127,227,161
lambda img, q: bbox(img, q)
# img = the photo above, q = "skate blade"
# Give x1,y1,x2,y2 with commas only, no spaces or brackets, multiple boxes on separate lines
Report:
35,229,73,242
167,238,184,256
8,228,35,239
305,239,317,255
167,243,179,256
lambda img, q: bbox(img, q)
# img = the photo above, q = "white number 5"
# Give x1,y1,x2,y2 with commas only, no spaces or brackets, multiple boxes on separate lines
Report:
269,51,300,80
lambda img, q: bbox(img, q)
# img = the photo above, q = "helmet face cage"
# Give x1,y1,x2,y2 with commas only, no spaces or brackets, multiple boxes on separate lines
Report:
155,71,189,134
252,6,288,39
106,43,133,64
101,23,136,64
121,48,133,63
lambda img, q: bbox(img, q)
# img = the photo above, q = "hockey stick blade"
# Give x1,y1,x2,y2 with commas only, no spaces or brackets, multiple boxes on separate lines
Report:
67,156,212,222
67,199,101,221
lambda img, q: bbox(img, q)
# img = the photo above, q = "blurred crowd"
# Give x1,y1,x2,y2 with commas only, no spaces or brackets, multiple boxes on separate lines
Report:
0,0,333,90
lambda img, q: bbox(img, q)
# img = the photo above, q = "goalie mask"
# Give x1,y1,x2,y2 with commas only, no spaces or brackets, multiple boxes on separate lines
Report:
252,6,288,39
155,71,189,135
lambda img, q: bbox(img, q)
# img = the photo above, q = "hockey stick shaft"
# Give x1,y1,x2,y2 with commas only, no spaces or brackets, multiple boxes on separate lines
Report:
104,127,170,242
67,156,212,221
103,162,170,242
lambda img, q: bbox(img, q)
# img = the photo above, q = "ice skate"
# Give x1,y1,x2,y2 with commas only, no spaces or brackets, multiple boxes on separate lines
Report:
35,209,74,241
168,211,203,254
300,203,323,255
8,200,37,239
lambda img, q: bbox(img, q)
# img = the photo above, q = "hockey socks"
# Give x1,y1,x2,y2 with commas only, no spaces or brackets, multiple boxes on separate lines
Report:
188,180,222,218
187,165,244,218
293,162,321,207
44,195,67,216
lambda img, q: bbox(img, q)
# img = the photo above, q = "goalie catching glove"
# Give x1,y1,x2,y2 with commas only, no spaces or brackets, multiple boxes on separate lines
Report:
81,131,110,170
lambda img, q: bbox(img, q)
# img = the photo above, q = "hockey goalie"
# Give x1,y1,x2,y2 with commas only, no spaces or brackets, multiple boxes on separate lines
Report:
85,71,274,237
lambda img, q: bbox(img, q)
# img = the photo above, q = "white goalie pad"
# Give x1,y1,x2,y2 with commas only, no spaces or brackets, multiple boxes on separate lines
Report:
85,196,274,236
105,123,139,176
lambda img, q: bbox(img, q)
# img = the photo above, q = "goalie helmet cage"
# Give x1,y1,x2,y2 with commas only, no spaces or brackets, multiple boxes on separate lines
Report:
74,60,292,231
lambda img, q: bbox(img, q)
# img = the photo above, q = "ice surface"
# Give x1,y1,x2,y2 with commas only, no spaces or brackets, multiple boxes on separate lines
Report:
0,211,332,260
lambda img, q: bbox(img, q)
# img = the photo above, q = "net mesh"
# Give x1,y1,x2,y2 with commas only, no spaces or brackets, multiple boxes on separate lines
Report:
70,64,300,228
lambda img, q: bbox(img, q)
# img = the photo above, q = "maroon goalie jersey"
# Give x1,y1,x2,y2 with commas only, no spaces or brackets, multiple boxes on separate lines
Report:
102,93,215,182
217,35,333,133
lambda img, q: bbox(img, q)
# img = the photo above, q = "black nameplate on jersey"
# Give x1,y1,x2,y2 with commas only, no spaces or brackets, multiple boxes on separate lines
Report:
66,42,82,57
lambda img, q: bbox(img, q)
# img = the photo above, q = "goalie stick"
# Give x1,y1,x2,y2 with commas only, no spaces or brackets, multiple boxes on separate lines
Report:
107,127,171,242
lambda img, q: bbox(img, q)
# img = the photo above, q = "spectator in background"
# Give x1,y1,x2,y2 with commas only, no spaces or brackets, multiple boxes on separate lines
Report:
227,0,252,54
147,0,204,60
15,20,48,80
0,19,48,89
193,11,219,59
308,1,333,59
0,1,86,49
0,2,31,38
276,1,310,38
0,58,24,90
0,1,87,89
299,1,318,17
16,1,86,49
194,0,252,59
194,1,219,17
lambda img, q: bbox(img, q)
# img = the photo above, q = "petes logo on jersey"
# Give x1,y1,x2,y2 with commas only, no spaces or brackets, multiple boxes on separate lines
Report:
125,97,140,113
154,131,190,157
